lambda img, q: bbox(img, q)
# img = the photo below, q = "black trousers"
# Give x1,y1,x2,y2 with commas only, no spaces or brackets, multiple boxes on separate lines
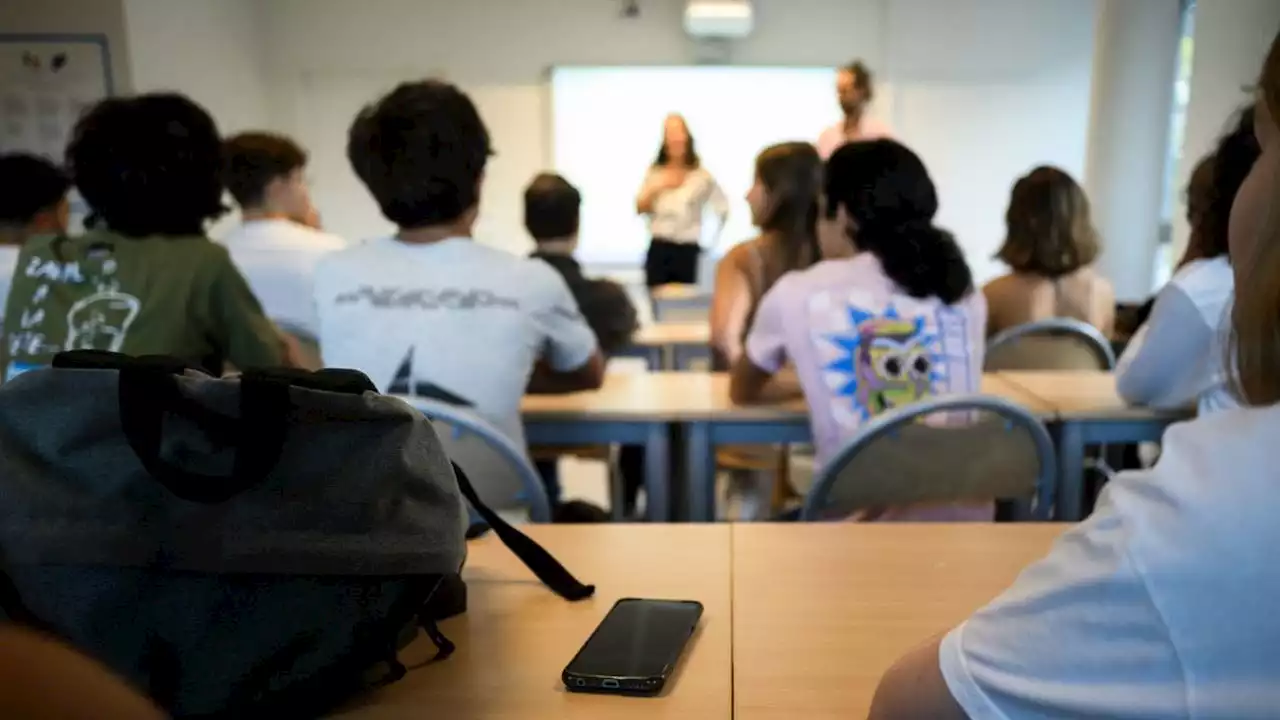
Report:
644,238,701,287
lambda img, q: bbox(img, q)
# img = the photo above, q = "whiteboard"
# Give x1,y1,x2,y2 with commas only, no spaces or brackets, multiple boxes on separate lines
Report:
551,66,885,265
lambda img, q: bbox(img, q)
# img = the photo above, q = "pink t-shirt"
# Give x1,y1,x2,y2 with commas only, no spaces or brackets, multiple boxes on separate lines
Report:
817,117,894,159
745,254,987,469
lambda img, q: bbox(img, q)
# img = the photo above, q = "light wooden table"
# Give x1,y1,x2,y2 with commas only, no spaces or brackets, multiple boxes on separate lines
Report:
621,322,712,370
341,525,732,719
732,524,1065,720
522,373,1054,521
997,371,1193,520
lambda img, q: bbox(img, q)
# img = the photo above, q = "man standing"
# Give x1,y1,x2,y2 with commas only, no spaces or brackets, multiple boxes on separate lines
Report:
817,60,893,160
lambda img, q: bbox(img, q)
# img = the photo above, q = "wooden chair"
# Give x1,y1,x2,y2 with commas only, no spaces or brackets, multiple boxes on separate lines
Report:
984,318,1116,371
397,396,554,523
801,395,1057,521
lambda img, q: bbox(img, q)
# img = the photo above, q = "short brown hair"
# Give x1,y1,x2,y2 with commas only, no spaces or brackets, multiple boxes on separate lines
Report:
1230,29,1280,406
223,132,307,208
842,60,875,102
996,166,1100,278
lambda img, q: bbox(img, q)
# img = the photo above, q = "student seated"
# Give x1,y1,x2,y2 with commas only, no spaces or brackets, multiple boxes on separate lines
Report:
0,154,70,316
711,141,822,368
315,80,605,457
870,34,1280,718
221,132,347,339
730,139,987,519
0,94,287,379
1117,104,1260,413
983,166,1115,337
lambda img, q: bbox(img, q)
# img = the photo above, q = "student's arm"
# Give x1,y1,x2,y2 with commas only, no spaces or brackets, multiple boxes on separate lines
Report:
709,248,753,365
873,469,1183,720
729,281,797,404
1115,283,1212,409
208,250,292,370
527,270,605,394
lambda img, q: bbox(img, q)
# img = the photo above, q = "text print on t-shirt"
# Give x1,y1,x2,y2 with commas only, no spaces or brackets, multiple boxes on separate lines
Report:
808,291,973,428
7,253,140,379
334,286,520,310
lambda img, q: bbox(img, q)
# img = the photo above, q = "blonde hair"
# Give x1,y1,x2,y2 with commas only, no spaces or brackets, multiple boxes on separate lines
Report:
1230,30,1280,406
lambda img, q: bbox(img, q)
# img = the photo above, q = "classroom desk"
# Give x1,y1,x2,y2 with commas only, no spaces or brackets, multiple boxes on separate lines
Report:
732,524,1065,720
997,371,1193,521
651,284,712,323
683,374,1055,521
617,322,712,370
340,525,732,720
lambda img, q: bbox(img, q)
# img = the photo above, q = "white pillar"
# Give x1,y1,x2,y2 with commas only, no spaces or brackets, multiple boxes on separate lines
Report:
1083,0,1182,300
1171,0,1280,263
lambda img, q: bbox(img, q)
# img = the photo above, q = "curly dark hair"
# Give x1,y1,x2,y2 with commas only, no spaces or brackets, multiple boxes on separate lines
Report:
223,132,308,209
347,80,492,229
997,166,1100,278
67,93,226,237
1195,103,1261,261
0,153,69,226
824,139,973,304
524,173,581,241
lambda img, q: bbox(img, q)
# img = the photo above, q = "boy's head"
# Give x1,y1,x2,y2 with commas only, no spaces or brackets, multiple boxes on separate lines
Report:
0,153,71,237
68,93,225,237
524,173,581,247
223,132,313,221
347,80,491,231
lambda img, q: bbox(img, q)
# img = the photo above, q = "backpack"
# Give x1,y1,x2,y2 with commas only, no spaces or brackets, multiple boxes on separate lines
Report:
0,350,594,718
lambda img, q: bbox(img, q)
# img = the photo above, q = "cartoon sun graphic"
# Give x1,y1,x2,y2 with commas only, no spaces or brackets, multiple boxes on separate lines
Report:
823,304,943,419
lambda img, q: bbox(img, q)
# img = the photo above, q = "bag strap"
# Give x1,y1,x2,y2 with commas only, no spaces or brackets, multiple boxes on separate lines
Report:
450,461,595,602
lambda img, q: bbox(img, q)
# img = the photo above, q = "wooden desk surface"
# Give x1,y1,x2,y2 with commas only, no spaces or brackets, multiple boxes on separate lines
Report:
523,372,1054,421
341,525,732,720
997,370,1190,419
633,322,711,347
732,524,1065,720
651,284,709,302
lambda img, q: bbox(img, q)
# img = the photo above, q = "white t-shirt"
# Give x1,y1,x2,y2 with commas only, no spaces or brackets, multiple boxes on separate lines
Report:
637,166,729,244
1116,256,1236,414
941,403,1280,718
220,219,347,336
0,245,21,321
313,236,597,448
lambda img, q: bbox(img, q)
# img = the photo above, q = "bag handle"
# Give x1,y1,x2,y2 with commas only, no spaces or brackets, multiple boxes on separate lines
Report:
450,461,595,602
117,366,291,504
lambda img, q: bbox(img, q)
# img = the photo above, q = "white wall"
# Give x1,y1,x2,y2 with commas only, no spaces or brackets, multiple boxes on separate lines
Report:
0,0,133,92
1084,0,1181,300
122,0,271,135
1171,0,1280,263
263,0,1099,286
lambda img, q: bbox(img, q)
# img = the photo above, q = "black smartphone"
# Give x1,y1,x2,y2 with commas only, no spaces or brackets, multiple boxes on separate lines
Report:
562,598,703,696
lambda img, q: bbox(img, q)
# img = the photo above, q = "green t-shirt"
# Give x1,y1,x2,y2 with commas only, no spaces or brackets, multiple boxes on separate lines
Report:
1,231,284,379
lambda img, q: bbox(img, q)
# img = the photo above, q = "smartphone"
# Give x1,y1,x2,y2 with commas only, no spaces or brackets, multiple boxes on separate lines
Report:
562,598,703,696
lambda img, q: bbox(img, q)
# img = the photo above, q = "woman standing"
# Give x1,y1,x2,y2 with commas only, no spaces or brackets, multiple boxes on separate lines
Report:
710,141,822,368
635,113,729,288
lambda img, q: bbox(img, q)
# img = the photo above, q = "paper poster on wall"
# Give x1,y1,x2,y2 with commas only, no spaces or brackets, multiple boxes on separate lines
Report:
0,34,113,162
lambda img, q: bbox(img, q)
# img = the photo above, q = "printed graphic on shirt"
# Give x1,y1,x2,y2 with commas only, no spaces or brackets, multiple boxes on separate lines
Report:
64,290,140,352
333,286,520,311
810,293,973,428
387,347,474,406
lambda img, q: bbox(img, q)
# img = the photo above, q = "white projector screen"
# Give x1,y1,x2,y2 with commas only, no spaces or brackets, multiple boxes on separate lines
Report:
552,66,866,266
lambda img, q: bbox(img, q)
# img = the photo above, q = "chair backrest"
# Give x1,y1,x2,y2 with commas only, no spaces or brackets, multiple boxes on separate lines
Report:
984,318,1116,371
396,396,553,523
801,394,1057,521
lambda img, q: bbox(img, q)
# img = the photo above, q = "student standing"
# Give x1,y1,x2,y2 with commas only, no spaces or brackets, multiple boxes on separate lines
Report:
635,113,728,288
315,80,604,454
816,60,893,160
983,167,1115,337
1117,105,1261,413
221,132,347,338
0,94,287,379
0,154,70,318
870,30,1280,719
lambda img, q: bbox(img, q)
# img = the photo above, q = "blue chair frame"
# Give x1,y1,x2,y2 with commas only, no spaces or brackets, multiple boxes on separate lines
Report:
801,394,1058,521
396,396,554,523
986,317,1117,369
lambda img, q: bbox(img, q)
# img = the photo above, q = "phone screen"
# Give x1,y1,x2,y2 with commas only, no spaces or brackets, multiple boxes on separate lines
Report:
565,599,703,684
